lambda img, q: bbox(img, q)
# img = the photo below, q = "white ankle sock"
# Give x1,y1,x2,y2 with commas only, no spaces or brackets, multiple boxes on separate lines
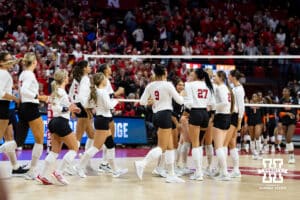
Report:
143,147,162,166
230,148,239,171
216,148,227,175
31,143,43,169
165,150,175,176
192,146,203,175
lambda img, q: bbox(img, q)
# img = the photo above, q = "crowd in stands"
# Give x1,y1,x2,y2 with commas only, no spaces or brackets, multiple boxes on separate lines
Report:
0,0,300,117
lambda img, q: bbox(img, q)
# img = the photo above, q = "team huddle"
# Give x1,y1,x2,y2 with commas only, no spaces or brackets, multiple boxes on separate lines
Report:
0,51,298,185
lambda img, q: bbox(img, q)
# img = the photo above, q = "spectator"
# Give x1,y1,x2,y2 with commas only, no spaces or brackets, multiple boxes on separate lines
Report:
183,25,194,44
72,43,83,61
181,41,193,55
276,28,286,44
132,26,144,51
13,25,28,44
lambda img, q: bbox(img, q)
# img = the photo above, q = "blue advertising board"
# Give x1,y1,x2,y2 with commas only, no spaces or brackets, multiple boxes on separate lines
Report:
0,115,147,145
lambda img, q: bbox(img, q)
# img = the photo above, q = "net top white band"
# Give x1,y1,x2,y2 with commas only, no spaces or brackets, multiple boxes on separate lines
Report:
84,54,300,59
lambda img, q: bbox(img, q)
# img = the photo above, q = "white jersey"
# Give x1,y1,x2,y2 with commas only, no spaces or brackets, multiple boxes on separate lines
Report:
19,70,39,104
215,84,231,114
210,83,217,111
69,79,80,103
105,78,114,97
184,81,213,109
140,81,184,113
51,88,71,120
232,84,245,119
69,75,91,108
94,88,118,117
0,69,13,101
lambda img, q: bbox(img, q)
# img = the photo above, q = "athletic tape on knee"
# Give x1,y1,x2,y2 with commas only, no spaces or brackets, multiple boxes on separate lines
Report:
165,150,175,164
106,148,115,160
63,150,77,164
277,135,283,141
32,143,43,158
104,136,115,149
77,141,80,148
45,151,58,163
286,143,294,151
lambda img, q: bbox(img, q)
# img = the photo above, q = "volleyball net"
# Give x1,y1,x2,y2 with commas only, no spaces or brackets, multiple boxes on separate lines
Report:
55,54,300,109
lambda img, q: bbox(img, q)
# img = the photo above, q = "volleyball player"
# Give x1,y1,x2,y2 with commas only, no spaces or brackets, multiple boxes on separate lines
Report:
176,71,193,176
245,93,264,160
263,96,276,153
68,60,95,173
184,68,214,181
0,52,28,176
135,64,185,183
278,87,298,164
203,68,216,175
152,78,185,177
224,69,245,178
76,73,128,178
97,63,124,173
212,71,233,181
37,70,81,185
18,52,49,179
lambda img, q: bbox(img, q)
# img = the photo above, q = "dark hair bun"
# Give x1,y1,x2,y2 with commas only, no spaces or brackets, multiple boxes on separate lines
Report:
154,64,166,76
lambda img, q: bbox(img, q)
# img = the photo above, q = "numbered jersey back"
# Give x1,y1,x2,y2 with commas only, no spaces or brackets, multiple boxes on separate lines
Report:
185,81,213,109
146,81,177,113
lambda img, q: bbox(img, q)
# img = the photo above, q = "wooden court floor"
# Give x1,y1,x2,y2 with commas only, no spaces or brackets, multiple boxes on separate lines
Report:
1,154,300,200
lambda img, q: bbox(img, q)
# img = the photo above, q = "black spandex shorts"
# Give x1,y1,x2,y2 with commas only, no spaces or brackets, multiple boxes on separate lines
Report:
48,117,73,137
153,110,172,129
19,103,41,122
213,113,231,130
189,108,209,128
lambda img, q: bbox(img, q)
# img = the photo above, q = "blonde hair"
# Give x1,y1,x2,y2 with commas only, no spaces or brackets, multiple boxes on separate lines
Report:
89,73,106,104
51,69,68,99
22,52,36,68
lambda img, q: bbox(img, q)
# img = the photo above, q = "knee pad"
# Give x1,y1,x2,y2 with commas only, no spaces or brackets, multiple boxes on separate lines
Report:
32,143,43,158
106,148,115,160
45,151,58,163
63,150,77,165
104,136,115,149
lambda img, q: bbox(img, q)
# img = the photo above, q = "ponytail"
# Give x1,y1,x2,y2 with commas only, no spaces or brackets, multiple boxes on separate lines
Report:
217,70,234,113
89,85,97,104
225,78,235,113
204,72,214,93
51,81,60,100
89,72,106,104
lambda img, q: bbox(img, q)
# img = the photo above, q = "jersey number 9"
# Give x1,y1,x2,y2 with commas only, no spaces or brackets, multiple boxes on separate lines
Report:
154,90,159,100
